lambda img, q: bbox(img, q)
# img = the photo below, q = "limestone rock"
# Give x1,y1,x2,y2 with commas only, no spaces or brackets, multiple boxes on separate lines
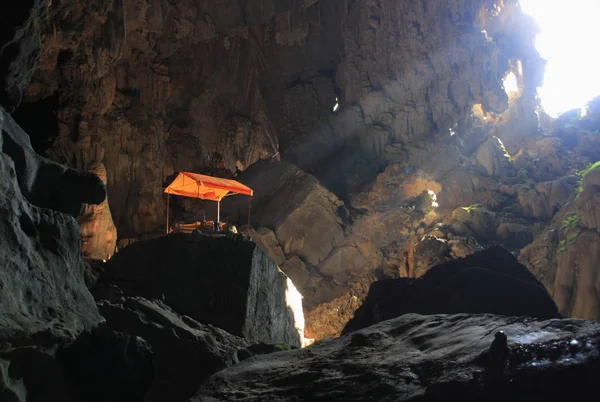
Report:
576,166,600,229
280,255,310,293
475,136,514,176
521,219,600,321
247,227,286,266
413,236,450,278
516,185,553,220
224,160,344,267
192,314,600,402
343,247,560,334
438,168,475,209
58,326,155,402
1,106,106,217
0,107,102,346
78,161,117,260
98,297,247,402
101,232,304,347
316,245,367,280
496,222,534,249
447,205,498,242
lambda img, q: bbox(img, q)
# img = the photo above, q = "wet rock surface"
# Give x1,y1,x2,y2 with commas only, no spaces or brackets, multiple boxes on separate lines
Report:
100,232,304,347
343,247,560,334
192,313,600,402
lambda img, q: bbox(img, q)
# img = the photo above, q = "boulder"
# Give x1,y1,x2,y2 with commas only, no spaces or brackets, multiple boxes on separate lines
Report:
447,205,498,241
224,160,344,267
247,227,286,266
192,314,600,402
97,297,247,402
496,222,534,249
280,255,311,293
413,235,450,277
343,246,560,334
0,107,102,346
78,161,117,260
0,327,154,402
475,136,514,176
100,232,304,347
0,346,74,402
316,246,367,280
58,327,154,402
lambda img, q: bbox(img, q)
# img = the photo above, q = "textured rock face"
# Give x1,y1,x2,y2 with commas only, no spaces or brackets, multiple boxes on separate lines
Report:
226,161,344,268
78,161,117,260
11,0,343,238
192,313,600,402
521,167,600,322
98,297,248,402
100,233,304,347
1,106,106,217
343,247,560,334
0,106,103,345
9,0,600,336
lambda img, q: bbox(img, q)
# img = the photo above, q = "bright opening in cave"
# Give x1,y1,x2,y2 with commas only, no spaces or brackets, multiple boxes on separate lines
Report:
503,71,519,95
332,97,339,112
519,0,600,117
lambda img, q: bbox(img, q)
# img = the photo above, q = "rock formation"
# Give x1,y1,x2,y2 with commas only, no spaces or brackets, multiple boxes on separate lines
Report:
2,0,600,370
99,232,305,347
521,163,600,322
0,105,102,345
79,161,117,260
98,297,248,402
343,246,560,334
192,313,600,402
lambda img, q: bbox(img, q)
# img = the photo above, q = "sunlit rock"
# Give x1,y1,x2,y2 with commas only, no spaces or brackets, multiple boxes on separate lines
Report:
79,161,118,260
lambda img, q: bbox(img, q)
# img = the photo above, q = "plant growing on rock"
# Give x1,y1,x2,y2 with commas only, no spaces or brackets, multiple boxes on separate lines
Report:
461,203,496,217
557,212,581,254
575,160,600,197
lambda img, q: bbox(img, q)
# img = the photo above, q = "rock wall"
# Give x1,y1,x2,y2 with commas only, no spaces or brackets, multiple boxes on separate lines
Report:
521,163,600,322
101,232,305,347
8,0,345,238
0,105,103,345
5,0,600,338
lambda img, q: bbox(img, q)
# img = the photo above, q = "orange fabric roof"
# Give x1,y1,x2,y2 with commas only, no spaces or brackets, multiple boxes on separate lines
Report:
164,172,253,201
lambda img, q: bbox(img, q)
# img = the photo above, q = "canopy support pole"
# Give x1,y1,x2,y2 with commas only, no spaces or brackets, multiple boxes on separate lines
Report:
166,193,170,234
217,200,221,224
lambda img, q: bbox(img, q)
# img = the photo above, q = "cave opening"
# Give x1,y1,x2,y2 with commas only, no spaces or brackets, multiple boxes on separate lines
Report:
520,0,600,117
11,93,60,155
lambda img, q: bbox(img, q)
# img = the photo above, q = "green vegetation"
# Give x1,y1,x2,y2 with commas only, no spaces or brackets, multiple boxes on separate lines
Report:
557,212,581,254
461,203,496,217
576,161,600,197
517,168,534,186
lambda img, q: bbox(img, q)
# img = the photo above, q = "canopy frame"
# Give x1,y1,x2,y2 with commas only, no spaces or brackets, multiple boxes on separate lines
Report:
164,172,253,233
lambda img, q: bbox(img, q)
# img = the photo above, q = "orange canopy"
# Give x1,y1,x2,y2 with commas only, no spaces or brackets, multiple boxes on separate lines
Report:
164,172,253,201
